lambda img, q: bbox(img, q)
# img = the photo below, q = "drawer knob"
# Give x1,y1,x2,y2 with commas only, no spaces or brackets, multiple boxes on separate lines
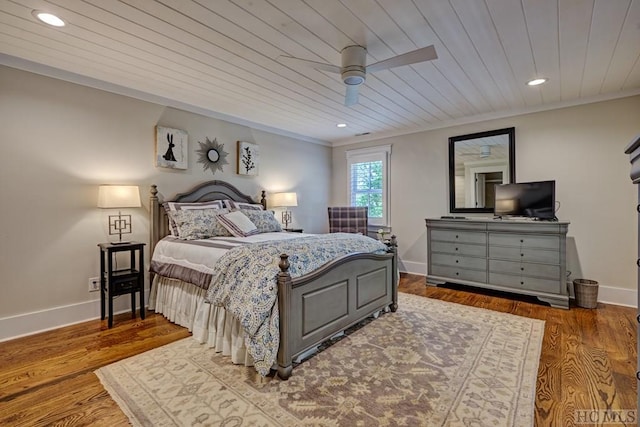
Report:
520,253,524,257
455,235,459,239
520,281,524,285
455,247,459,251
520,239,524,243
455,272,459,276
520,267,524,271
455,260,459,263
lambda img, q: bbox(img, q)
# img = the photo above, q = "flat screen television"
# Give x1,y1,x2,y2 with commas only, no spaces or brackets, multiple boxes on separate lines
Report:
494,180,556,219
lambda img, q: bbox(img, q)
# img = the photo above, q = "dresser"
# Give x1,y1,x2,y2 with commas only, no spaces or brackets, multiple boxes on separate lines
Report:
623,133,640,413
425,218,570,308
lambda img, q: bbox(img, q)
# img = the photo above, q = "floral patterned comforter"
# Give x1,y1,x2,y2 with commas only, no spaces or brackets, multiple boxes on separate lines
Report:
204,233,389,376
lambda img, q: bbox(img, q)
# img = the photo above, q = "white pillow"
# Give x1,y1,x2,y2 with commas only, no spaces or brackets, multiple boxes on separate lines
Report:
217,210,259,237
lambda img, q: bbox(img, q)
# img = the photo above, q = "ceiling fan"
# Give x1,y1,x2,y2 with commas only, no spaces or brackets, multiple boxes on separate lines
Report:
278,45,438,106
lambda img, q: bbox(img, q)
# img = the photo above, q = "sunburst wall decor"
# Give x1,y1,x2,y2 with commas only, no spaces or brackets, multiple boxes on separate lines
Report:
196,137,228,175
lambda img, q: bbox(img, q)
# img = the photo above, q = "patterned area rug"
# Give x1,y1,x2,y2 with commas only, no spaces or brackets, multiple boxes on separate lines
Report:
96,293,544,426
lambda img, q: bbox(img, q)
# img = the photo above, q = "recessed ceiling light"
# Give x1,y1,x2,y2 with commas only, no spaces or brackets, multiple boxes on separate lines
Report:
32,10,66,27
336,123,347,128
527,78,547,86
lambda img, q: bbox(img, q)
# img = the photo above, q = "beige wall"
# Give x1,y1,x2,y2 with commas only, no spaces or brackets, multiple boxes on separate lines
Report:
332,96,640,294
0,66,330,321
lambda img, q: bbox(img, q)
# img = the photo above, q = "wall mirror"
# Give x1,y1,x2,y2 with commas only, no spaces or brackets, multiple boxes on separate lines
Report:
449,127,515,213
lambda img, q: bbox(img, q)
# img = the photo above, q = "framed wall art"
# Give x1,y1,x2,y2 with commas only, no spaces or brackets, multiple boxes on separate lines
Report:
156,126,188,170
237,141,259,176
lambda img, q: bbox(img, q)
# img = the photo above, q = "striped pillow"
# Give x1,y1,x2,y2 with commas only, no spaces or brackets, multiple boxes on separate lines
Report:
223,200,264,210
217,211,259,237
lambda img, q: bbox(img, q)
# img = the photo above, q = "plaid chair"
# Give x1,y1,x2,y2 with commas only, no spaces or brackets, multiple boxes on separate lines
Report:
327,207,368,235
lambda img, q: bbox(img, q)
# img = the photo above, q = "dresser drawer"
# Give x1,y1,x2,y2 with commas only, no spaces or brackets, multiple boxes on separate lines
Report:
430,241,487,257
489,259,560,280
432,253,487,270
489,233,559,250
489,272,561,294
431,230,487,244
489,246,560,264
430,265,487,283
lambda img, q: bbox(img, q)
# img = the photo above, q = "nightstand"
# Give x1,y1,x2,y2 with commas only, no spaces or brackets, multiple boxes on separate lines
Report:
98,242,145,328
283,228,304,233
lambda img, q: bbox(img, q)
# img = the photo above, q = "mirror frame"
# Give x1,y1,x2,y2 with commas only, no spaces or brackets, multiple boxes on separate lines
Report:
449,127,515,214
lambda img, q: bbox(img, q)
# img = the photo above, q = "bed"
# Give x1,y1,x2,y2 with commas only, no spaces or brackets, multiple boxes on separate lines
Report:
148,180,398,379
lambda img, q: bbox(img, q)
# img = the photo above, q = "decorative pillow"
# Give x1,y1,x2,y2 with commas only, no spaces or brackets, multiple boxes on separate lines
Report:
217,210,259,237
241,209,282,233
163,200,225,235
223,200,264,210
168,208,231,240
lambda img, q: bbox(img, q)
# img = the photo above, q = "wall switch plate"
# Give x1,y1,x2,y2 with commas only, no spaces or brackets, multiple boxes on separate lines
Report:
88,277,100,292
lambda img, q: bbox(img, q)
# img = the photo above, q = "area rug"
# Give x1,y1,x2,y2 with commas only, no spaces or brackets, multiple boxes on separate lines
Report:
96,293,544,426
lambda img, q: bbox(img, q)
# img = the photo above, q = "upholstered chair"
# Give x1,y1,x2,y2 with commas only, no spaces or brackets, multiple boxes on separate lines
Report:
327,206,368,235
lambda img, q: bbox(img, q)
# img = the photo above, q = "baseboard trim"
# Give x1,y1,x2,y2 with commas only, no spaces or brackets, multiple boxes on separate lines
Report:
0,292,148,342
2,272,636,342
399,260,426,276
593,285,637,308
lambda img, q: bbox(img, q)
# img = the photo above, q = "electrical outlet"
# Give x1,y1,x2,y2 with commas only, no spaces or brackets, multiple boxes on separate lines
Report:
88,276,100,292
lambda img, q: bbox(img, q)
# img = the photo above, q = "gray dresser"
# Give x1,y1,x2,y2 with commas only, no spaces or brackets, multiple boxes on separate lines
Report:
425,218,570,308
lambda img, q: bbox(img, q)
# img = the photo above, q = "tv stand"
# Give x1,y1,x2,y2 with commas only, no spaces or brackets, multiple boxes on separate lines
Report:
425,218,570,309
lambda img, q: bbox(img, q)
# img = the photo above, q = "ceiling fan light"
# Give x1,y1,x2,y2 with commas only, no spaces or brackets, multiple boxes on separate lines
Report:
32,10,65,27
342,69,365,86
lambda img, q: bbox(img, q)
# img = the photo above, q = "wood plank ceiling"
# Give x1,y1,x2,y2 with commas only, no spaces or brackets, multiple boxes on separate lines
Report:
1,0,639,145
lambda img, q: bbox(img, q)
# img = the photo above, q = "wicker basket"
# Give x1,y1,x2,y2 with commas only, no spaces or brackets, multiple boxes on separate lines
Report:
573,279,599,308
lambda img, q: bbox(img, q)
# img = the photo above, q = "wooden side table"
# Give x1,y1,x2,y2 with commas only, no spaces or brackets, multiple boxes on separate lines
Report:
98,242,145,328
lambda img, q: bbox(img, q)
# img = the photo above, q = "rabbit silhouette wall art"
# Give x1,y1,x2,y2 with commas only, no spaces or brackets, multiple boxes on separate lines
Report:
155,126,188,169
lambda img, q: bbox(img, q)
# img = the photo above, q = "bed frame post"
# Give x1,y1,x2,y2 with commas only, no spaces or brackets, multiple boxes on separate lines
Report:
388,235,399,312
276,253,293,380
260,190,267,210
149,185,160,285
150,185,160,250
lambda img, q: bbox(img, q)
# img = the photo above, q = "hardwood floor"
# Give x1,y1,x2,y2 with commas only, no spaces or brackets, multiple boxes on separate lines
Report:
0,273,636,426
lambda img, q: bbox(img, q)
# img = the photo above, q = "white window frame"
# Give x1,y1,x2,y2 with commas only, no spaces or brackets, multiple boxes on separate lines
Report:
346,144,391,227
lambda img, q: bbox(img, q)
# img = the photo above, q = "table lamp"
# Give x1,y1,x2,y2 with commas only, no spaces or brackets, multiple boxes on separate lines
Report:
271,192,298,229
98,185,141,244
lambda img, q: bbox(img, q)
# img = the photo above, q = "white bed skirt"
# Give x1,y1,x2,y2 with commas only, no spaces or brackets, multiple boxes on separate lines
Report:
149,275,255,366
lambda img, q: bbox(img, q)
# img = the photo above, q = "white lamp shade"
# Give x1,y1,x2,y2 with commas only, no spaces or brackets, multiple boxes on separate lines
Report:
98,185,141,208
271,192,298,207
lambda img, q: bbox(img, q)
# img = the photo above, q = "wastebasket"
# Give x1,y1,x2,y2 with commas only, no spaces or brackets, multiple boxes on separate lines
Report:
573,279,599,308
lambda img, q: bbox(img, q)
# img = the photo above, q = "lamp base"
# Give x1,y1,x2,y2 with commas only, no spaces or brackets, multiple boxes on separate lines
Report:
110,240,132,245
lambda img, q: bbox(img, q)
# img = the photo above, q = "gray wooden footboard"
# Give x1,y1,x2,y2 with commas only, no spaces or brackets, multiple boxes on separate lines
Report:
276,240,398,380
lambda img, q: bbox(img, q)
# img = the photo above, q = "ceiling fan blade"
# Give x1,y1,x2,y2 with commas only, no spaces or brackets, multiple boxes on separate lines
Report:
277,55,341,74
366,45,437,73
345,84,360,106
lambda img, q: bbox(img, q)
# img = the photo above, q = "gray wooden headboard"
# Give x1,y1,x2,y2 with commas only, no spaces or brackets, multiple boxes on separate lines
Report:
149,180,267,250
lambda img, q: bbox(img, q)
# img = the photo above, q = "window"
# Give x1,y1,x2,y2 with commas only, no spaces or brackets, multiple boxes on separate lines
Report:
346,145,391,226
